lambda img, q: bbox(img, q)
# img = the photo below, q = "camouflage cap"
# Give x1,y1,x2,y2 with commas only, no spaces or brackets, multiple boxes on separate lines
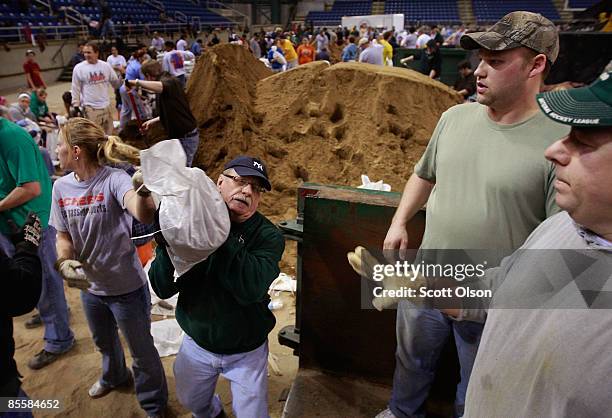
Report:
460,11,559,63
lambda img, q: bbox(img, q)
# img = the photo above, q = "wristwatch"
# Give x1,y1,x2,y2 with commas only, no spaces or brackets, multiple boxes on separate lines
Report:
135,79,140,87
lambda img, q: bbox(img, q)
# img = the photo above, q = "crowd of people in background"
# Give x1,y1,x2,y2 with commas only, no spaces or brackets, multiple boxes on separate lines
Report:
3,20,482,191
228,23,476,97
2,21,480,196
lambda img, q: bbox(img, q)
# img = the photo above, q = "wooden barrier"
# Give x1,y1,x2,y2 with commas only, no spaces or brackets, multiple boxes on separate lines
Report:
281,184,462,417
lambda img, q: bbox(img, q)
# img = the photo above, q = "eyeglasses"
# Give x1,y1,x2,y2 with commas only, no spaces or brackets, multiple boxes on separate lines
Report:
222,173,267,194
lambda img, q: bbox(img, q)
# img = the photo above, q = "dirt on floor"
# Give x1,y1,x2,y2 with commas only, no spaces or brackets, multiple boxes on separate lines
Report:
14,287,297,418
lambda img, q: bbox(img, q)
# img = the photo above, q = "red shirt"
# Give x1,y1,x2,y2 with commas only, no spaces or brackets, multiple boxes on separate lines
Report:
297,45,315,65
23,61,44,88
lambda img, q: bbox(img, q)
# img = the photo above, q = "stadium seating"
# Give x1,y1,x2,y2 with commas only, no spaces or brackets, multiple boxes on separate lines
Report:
307,0,372,27
385,0,460,23
0,0,230,42
472,0,560,22
567,0,599,8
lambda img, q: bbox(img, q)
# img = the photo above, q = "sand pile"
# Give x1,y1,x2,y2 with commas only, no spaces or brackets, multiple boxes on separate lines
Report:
121,44,461,221
186,43,272,162
187,45,461,220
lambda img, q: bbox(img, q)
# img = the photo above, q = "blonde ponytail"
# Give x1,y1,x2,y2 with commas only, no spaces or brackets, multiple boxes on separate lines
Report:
101,135,140,166
62,117,141,166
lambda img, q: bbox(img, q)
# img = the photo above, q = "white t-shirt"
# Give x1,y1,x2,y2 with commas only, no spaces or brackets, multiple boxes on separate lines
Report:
71,59,120,108
106,54,126,76
106,54,126,69
416,33,431,48
162,50,195,77
403,33,418,48
316,33,328,52
177,39,188,51
151,37,164,51
359,44,384,65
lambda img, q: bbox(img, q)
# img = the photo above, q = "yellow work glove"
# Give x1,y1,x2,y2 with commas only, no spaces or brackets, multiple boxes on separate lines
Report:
347,246,427,311
55,258,91,290
131,169,151,197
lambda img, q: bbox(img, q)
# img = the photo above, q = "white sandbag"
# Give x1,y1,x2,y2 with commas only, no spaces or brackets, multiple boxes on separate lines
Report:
140,139,230,276
357,174,391,192
151,319,184,357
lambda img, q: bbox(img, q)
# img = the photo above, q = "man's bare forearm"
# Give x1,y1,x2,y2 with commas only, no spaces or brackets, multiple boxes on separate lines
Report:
132,79,163,93
391,173,434,227
0,183,41,212
56,231,75,260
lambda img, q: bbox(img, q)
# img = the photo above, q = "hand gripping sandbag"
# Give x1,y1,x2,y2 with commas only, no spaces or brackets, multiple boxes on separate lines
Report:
140,139,230,275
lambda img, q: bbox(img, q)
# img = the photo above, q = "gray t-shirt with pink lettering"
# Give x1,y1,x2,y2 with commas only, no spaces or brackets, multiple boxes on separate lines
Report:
50,166,146,296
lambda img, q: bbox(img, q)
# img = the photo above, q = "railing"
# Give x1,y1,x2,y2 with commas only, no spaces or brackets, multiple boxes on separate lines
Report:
0,24,88,43
33,0,53,15
58,6,85,25
0,19,240,44
51,39,70,67
203,0,249,27
174,10,188,23
144,0,165,12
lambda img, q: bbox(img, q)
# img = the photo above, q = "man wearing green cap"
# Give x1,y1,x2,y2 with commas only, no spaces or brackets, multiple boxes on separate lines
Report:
380,11,570,418
459,71,612,416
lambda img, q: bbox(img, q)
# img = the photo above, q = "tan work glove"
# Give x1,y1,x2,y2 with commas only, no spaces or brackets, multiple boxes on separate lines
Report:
131,169,151,197
347,246,427,311
55,258,91,290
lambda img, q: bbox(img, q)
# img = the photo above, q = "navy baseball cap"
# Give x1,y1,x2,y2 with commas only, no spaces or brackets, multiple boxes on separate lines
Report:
224,156,272,191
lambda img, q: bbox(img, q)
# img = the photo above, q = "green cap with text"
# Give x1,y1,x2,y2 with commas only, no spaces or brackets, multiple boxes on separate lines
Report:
536,72,612,127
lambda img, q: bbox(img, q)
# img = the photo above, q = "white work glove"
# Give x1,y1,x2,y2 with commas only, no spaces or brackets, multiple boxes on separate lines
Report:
347,246,427,311
131,169,151,196
55,258,91,290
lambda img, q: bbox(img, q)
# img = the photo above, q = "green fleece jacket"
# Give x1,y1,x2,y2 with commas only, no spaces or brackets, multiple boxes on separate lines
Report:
149,211,285,354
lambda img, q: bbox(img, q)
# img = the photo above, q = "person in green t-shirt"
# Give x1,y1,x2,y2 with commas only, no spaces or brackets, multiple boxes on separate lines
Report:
29,88,54,125
377,12,570,418
0,117,74,371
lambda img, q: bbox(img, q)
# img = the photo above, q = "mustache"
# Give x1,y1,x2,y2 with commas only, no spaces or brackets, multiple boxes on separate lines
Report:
232,195,251,205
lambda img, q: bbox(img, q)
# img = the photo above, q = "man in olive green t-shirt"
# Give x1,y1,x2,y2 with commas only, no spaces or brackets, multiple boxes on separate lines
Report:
0,117,74,373
379,12,570,418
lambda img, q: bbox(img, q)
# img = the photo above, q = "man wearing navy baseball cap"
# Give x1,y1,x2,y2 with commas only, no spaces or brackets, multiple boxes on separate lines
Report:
149,155,284,417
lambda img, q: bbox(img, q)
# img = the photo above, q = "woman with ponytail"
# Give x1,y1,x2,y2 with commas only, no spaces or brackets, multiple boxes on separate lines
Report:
49,118,168,417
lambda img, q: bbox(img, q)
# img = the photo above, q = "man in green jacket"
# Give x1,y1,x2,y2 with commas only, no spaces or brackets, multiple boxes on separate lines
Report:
149,156,285,418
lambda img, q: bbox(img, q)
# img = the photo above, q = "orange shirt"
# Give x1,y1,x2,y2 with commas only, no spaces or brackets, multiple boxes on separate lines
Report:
297,44,315,65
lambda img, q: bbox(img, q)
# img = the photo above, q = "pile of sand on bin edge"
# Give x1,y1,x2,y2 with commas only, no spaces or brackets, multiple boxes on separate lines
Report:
189,59,461,221
186,43,272,166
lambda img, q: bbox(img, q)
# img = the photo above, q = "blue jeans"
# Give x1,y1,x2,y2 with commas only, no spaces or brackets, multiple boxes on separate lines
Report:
176,74,186,88
80,285,167,415
390,304,484,418
100,19,115,39
119,85,151,130
174,335,269,418
179,128,199,167
0,227,74,354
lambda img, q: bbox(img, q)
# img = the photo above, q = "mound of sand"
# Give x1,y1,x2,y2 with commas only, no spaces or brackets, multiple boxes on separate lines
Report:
121,44,461,221
188,44,461,221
